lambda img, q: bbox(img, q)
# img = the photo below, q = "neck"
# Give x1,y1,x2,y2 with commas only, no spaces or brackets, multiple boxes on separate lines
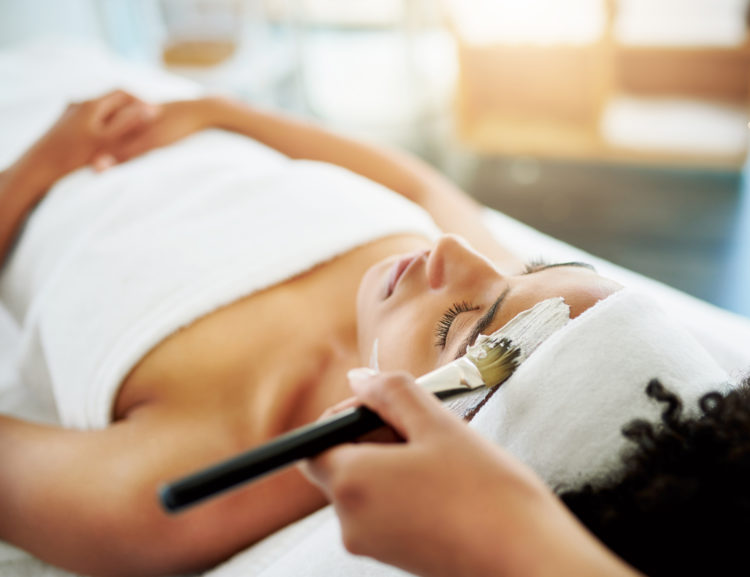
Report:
272,313,362,433
267,235,433,432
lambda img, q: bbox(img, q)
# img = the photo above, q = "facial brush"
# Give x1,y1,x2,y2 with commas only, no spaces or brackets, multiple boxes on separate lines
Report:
159,297,570,512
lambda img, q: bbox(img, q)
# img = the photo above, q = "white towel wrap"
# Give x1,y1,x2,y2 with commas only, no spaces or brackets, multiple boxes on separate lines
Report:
0,130,440,430
469,288,733,490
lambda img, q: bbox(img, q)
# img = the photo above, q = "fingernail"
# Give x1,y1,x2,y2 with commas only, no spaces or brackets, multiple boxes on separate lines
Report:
347,367,378,383
142,105,158,119
94,154,116,172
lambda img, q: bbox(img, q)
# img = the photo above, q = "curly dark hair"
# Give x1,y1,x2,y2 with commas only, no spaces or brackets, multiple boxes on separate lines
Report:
560,376,750,576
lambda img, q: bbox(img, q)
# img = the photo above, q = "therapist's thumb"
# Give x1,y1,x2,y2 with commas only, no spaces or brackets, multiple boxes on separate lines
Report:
347,369,455,442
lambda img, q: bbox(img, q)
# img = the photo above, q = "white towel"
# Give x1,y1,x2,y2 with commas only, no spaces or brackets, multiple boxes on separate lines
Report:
209,507,413,577
0,130,440,430
469,289,733,491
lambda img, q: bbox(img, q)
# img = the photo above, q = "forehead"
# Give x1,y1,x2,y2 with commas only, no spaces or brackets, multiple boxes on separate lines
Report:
443,266,620,361
514,265,621,318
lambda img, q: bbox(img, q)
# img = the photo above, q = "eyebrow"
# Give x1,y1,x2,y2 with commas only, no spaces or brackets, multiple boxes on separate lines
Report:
454,261,595,359
522,261,596,275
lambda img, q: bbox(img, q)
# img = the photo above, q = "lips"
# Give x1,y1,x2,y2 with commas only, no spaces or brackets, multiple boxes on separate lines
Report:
385,251,424,298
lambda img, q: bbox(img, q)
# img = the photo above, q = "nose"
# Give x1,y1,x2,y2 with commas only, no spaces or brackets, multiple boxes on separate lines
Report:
425,234,500,289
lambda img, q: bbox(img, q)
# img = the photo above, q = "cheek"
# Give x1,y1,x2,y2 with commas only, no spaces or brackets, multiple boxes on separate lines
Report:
376,334,435,376
357,301,438,376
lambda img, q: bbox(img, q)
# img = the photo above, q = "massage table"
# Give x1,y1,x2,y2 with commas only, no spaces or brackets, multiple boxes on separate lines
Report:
1,40,750,577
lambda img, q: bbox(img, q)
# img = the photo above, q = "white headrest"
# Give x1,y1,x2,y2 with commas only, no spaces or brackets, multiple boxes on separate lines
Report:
470,289,732,491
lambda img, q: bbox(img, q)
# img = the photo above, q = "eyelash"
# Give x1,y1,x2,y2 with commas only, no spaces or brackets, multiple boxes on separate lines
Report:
434,301,480,348
522,257,551,275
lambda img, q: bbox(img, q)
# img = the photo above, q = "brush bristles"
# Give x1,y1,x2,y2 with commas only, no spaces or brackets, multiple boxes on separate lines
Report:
467,337,521,388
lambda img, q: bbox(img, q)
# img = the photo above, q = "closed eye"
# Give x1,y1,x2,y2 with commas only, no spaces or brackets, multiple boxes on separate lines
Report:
434,301,480,348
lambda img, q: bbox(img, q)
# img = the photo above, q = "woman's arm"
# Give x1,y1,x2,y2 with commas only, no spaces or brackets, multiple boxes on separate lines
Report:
105,96,521,267
0,410,325,577
205,98,520,266
0,164,52,266
0,91,156,266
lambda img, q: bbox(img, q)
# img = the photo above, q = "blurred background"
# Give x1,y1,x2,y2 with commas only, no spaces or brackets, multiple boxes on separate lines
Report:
1,0,748,316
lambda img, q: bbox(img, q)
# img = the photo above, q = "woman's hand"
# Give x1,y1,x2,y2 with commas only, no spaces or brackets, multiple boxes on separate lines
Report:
21,90,158,188
1,90,160,265
301,371,640,577
94,98,214,168
22,90,215,183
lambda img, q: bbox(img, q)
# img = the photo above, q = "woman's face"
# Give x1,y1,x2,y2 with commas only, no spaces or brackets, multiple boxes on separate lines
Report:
356,234,622,376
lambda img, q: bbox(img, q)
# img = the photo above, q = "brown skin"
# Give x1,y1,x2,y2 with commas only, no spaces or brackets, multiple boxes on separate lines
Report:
0,91,621,576
302,371,642,577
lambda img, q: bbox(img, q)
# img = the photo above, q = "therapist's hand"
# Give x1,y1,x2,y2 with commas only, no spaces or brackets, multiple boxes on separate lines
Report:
301,370,641,577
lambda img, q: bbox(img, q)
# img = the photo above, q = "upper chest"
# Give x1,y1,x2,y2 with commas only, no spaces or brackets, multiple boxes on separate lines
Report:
112,234,429,439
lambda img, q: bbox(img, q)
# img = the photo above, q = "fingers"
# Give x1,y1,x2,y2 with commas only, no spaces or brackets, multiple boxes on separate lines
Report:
347,369,456,442
305,368,465,502
89,90,138,126
91,108,161,169
89,125,153,171
318,396,362,420
87,90,158,144
299,443,354,498
300,442,382,502
105,130,157,165
91,153,116,172
103,101,158,141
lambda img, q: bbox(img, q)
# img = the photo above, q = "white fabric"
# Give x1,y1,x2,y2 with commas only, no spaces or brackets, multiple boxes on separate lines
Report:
209,507,413,577
0,132,440,430
2,39,750,577
470,289,732,490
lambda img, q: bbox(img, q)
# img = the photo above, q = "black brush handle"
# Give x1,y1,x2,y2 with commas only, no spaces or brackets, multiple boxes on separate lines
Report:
159,405,384,513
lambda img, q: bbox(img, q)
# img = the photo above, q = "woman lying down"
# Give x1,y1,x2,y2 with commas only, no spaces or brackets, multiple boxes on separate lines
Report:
0,90,746,577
